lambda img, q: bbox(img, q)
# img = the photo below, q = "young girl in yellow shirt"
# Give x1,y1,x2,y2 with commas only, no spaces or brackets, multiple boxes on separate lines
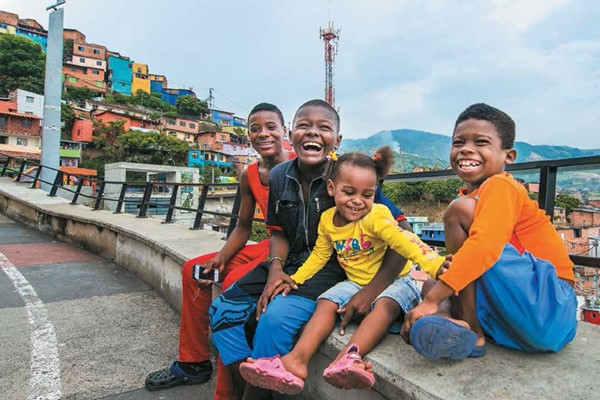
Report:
239,147,446,394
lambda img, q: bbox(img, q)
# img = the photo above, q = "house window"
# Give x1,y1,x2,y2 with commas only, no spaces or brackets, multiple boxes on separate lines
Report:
70,67,76,72
574,229,582,238
169,131,177,137
96,60,102,66
26,96,34,103
79,57,85,63
0,116,6,129
185,134,191,140
21,119,32,128
189,123,196,129
179,121,186,127
0,136,7,144
93,49,100,55
220,135,226,141
17,138,28,146
69,77,77,83
77,46,84,51
167,119,175,125
92,70,100,75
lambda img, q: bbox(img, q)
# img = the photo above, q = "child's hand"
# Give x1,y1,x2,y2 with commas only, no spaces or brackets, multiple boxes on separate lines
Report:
435,254,453,279
256,271,298,320
270,282,297,300
400,299,439,343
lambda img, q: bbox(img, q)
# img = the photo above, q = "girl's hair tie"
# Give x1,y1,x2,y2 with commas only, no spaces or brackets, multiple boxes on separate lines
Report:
372,152,381,161
327,151,338,161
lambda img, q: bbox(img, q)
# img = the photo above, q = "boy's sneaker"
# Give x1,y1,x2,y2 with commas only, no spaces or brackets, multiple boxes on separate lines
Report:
145,360,212,391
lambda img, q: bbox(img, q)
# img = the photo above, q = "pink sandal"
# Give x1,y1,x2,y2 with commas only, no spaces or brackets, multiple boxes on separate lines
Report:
323,344,375,390
239,356,304,395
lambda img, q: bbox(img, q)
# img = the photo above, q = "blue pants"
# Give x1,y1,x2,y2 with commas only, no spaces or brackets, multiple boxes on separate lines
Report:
476,243,577,352
210,284,315,365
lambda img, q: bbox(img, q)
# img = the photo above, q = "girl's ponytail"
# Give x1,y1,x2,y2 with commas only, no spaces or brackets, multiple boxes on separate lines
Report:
372,146,394,179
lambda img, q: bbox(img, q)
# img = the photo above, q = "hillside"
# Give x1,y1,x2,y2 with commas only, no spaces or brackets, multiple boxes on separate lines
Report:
339,129,600,172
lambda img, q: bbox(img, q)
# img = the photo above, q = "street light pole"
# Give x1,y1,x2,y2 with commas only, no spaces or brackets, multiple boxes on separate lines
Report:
40,0,66,191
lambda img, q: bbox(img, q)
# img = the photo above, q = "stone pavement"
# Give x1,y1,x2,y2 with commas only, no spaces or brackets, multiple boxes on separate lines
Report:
0,213,216,400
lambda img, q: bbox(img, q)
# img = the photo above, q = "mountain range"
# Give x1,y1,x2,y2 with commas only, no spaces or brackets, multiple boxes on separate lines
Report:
339,129,600,172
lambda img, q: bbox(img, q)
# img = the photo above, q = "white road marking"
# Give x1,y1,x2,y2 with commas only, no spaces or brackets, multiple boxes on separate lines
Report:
0,252,62,400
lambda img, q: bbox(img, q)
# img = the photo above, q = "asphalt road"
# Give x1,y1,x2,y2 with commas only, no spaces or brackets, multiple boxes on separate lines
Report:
0,213,217,399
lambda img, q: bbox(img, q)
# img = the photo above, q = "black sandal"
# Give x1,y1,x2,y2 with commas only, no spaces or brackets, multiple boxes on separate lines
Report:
145,361,212,391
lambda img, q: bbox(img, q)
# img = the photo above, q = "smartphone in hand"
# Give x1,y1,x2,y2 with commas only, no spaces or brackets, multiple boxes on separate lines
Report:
192,264,220,282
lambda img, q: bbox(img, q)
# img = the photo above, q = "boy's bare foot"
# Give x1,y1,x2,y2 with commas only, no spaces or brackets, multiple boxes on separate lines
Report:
279,353,308,381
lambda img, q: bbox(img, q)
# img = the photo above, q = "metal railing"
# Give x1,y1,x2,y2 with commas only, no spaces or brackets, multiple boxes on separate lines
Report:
2,152,599,270
0,154,250,236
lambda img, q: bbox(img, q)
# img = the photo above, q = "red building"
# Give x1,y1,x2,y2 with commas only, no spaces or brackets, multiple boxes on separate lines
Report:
0,101,42,158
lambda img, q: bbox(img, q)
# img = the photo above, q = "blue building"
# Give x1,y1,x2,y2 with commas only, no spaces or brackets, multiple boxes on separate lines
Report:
160,88,196,106
16,28,47,52
419,223,446,243
188,150,233,171
210,109,235,126
108,55,133,95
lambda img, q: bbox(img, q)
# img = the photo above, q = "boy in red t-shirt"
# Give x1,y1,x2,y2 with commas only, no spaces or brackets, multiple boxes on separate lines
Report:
145,103,291,399
402,103,577,360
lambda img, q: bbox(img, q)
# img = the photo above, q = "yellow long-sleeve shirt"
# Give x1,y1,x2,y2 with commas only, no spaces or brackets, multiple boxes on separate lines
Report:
291,204,444,286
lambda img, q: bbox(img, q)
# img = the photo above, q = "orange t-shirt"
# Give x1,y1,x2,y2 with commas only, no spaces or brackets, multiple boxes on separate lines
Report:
247,153,296,219
440,173,575,292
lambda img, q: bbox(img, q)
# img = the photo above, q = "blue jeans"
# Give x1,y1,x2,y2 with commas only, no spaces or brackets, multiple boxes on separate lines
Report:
210,283,315,365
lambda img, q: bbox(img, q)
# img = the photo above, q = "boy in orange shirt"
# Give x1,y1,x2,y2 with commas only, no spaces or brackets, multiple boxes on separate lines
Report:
401,103,577,360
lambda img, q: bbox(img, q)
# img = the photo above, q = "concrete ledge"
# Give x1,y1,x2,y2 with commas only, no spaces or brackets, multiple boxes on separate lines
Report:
0,177,225,312
1,177,598,400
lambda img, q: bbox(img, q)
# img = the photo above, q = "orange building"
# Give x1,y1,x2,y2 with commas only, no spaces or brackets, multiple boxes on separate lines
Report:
71,119,93,142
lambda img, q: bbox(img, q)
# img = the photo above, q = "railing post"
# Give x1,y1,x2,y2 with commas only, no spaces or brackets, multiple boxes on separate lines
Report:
114,183,128,214
70,177,85,204
138,182,154,218
48,171,63,197
538,166,557,218
1,156,11,176
93,181,106,210
164,184,179,223
191,185,209,230
31,165,43,189
15,160,27,182
227,185,242,238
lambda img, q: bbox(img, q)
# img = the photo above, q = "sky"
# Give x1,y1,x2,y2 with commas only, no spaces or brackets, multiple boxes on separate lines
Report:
5,0,600,148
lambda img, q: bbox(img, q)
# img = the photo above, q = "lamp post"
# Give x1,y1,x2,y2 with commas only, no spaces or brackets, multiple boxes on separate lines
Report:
40,0,66,191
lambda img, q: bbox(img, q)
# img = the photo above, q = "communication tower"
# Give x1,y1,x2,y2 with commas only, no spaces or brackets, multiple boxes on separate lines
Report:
320,21,340,108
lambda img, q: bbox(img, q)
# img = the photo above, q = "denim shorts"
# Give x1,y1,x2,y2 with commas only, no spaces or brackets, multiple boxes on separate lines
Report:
317,275,421,314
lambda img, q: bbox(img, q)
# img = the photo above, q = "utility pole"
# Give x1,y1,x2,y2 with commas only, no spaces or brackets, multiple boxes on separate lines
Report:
40,0,66,191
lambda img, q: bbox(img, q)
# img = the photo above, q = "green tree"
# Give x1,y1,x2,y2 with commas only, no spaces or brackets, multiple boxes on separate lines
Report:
0,34,45,96
130,90,177,116
250,222,268,242
62,38,74,62
64,87,99,102
176,95,208,118
555,193,580,215
61,104,76,140
382,181,425,203
424,179,464,203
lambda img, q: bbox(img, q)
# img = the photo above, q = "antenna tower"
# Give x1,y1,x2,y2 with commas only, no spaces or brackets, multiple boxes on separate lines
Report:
320,21,340,108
